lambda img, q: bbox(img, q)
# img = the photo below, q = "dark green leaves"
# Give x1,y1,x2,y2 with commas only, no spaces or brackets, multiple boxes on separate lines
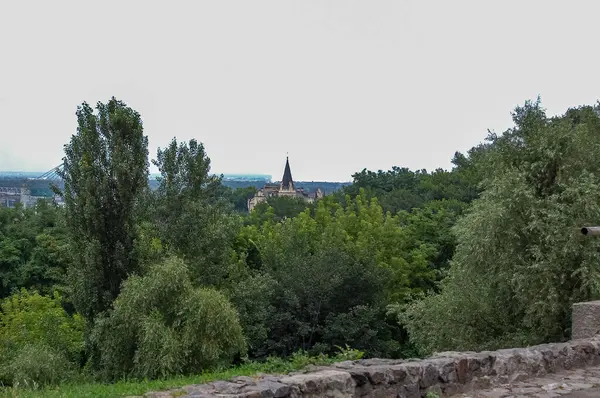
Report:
60,97,149,322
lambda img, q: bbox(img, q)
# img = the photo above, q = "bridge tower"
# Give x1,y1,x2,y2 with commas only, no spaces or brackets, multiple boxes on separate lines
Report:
0,164,64,208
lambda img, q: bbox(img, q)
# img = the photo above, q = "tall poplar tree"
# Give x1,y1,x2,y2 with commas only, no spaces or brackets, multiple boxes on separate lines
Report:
60,98,149,323
152,138,238,286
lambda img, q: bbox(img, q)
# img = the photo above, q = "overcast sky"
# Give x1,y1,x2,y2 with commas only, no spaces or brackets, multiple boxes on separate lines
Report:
1,1,599,181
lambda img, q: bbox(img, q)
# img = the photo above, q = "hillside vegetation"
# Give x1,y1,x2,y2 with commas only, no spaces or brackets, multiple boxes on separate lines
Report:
1,97,600,396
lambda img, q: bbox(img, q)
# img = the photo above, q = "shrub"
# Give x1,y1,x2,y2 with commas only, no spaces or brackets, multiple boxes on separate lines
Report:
0,289,84,386
91,256,247,380
7,344,75,387
323,305,400,358
225,271,277,356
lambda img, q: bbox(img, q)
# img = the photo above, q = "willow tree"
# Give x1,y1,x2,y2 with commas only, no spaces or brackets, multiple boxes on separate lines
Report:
60,98,149,323
403,100,600,354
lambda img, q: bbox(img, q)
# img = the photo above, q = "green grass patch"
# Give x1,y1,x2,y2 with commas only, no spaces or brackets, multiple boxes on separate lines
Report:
0,348,364,398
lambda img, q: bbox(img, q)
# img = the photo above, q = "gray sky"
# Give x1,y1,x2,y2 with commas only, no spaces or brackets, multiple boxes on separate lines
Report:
1,1,599,181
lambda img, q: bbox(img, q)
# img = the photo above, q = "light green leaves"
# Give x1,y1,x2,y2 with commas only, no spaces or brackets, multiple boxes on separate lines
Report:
403,101,600,355
0,289,84,386
91,257,246,380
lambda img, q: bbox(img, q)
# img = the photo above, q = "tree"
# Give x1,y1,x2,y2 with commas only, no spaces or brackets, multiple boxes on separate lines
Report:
0,238,21,298
90,257,246,380
0,289,84,386
0,202,71,299
151,138,238,286
247,196,313,224
59,98,149,323
343,165,481,215
153,138,222,203
222,186,257,212
402,100,600,354
397,199,467,283
230,192,453,358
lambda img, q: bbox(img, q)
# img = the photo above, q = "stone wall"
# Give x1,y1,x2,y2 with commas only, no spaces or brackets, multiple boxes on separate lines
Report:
572,301,600,340
144,336,600,398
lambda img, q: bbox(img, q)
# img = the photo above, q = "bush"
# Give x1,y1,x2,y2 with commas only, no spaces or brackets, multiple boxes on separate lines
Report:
0,289,84,386
91,256,247,380
225,271,277,356
323,305,401,358
7,344,75,388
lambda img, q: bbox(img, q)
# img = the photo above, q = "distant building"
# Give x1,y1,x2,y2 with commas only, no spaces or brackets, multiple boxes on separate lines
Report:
248,157,324,212
0,185,63,208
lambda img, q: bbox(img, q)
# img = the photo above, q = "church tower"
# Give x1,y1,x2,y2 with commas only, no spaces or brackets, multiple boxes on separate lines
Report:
248,155,322,212
280,156,295,192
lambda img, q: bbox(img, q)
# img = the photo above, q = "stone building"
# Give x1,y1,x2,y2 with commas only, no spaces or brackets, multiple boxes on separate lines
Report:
248,157,324,212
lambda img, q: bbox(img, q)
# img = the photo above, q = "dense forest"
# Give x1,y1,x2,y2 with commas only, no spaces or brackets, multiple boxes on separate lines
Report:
2,97,600,391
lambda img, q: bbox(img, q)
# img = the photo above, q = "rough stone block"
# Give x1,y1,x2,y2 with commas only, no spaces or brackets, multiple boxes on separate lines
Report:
279,370,355,397
573,301,600,339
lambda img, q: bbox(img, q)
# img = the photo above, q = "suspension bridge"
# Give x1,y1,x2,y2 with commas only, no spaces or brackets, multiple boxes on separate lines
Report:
0,164,64,208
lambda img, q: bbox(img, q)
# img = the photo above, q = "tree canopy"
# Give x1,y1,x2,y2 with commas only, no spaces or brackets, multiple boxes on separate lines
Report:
59,98,149,323
3,96,600,390
402,100,600,354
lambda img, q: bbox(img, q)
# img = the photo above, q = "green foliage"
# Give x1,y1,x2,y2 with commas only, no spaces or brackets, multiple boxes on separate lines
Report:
153,138,222,202
397,199,467,280
0,202,70,299
222,186,257,212
59,97,149,322
0,236,21,297
334,344,365,361
403,100,600,354
0,289,84,386
344,164,480,214
7,344,76,389
90,257,246,380
249,196,313,222
151,138,239,286
323,306,399,358
230,192,450,358
134,221,165,267
13,94,600,393
0,348,363,398
224,271,276,355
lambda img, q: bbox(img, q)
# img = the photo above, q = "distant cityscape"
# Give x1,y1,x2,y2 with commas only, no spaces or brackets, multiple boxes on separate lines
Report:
0,170,349,209
0,171,273,180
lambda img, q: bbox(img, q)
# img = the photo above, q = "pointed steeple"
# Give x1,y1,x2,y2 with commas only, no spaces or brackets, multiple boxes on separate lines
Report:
281,156,294,191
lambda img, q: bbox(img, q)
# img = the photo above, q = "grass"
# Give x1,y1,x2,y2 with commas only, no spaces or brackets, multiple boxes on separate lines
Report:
1,365,270,398
0,348,364,398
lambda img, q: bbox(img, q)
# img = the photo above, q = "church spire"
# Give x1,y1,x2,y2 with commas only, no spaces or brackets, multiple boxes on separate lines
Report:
281,156,294,191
